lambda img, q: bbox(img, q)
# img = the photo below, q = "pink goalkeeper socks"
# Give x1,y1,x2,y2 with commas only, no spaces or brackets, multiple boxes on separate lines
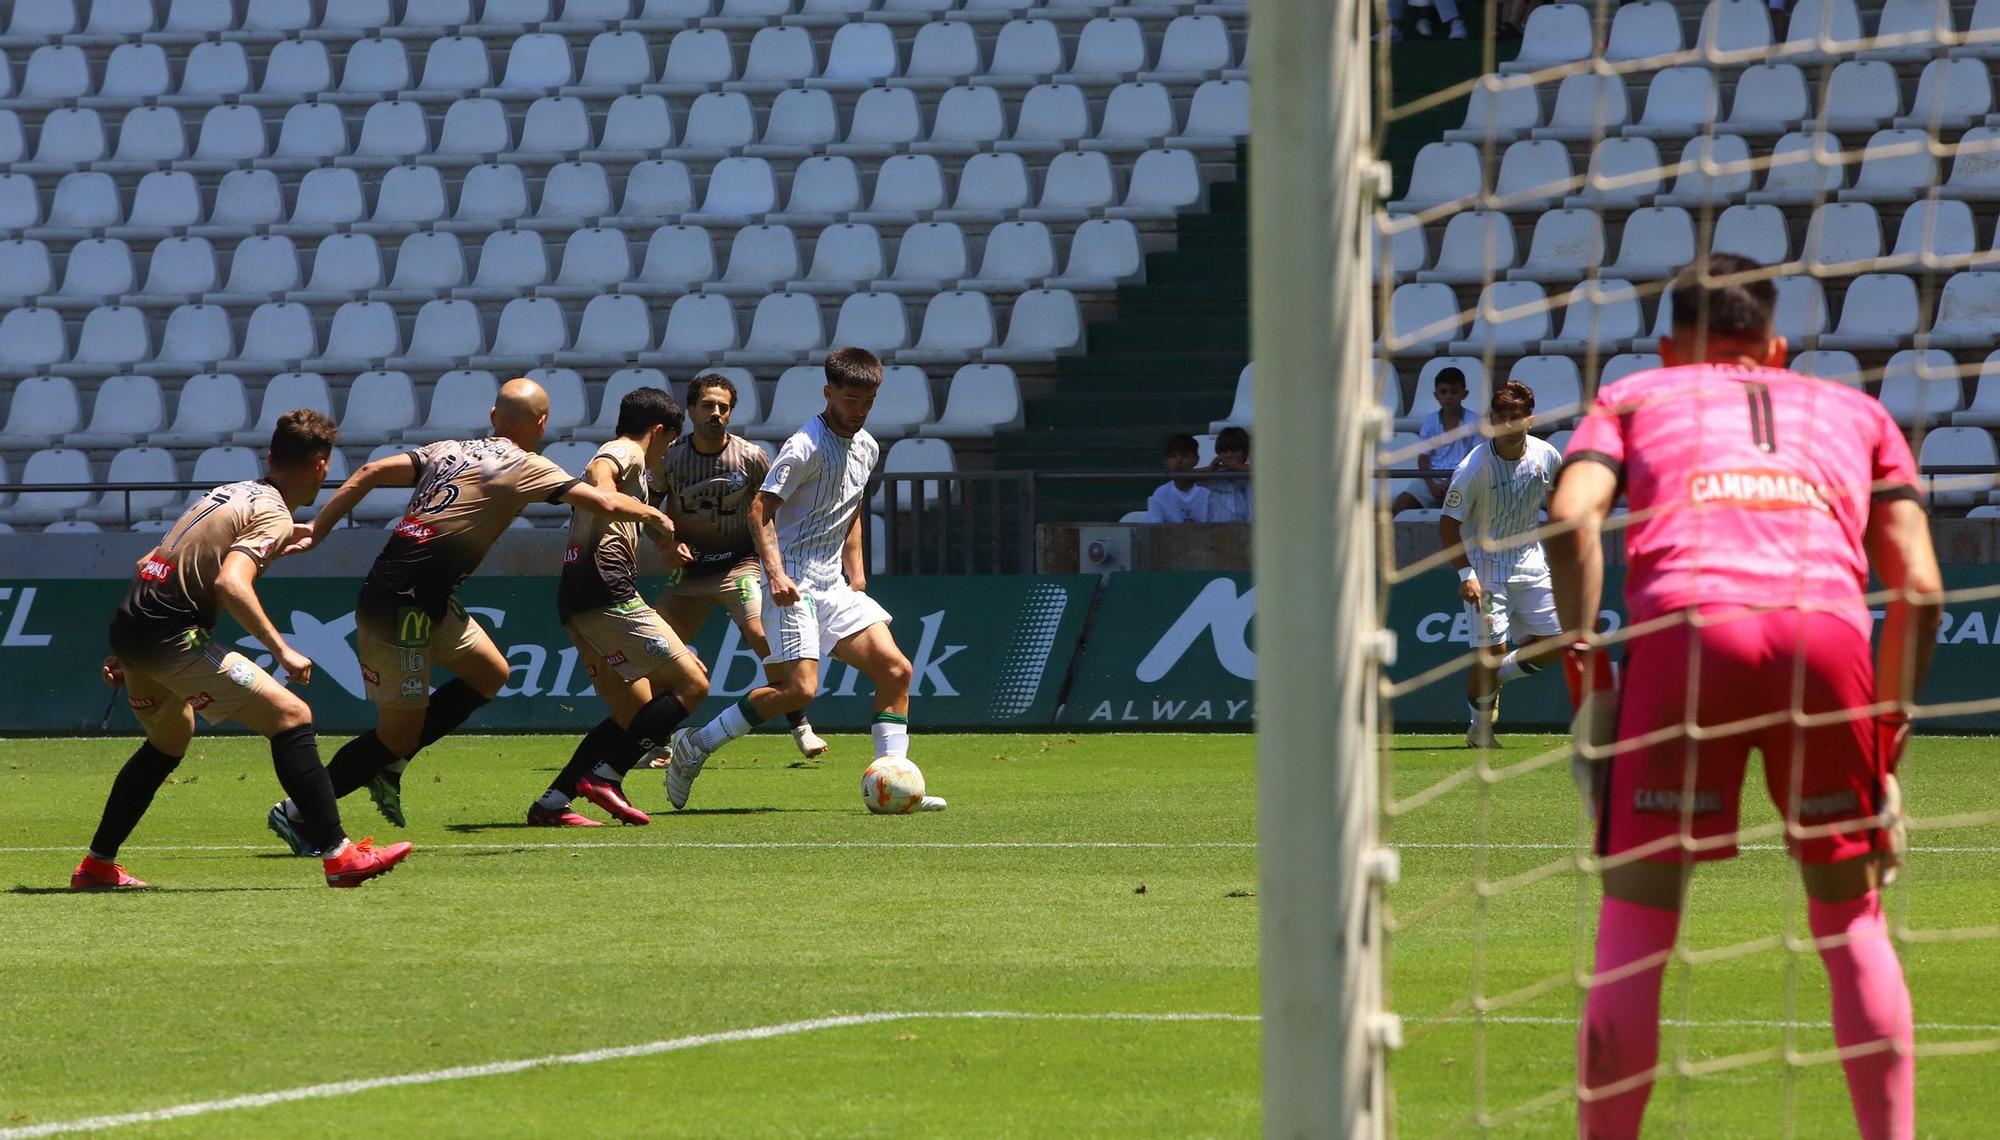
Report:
1809,891,1915,1140
1578,896,1681,1140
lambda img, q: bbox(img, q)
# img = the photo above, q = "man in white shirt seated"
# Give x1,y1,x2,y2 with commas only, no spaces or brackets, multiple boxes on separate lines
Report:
1203,427,1251,523
1146,433,1212,523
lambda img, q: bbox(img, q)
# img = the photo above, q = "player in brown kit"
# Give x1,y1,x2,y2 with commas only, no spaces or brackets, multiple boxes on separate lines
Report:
528,386,712,826
78,410,411,890
647,372,828,766
264,378,681,840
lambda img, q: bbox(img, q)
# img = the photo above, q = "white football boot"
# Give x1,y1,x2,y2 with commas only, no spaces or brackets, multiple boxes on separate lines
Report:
664,726,710,810
792,721,830,759
918,796,948,811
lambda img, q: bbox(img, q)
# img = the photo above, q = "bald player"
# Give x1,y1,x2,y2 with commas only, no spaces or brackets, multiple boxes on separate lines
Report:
266,378,683,840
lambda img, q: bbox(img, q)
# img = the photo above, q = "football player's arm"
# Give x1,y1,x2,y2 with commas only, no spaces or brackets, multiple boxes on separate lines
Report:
299,452,420,549
1545,460,1618,642
214,550,312,684
1439,462,1481,604
843,508,866,593
1865,496,1943,712
561,478,682,560
748,491,798,606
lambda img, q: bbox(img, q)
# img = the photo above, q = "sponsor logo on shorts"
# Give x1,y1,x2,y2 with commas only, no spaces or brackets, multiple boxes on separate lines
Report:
394,516,439,542
563,543,582,565
604,651,628,667
613,597,647,615
226,660,259,688
361,664,381,687
188,692,214,712
395,606,433,649
1797,789,1863,821
128,695,157,711
585,660,599,678
1687,469,1832,514
138,556,174,583
400,648,426,673
644,636,672,658
1633,788,1724,816
400,676,427,700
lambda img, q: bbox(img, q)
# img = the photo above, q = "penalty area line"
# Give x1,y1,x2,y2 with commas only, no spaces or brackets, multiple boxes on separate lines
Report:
0,1011,1258,1140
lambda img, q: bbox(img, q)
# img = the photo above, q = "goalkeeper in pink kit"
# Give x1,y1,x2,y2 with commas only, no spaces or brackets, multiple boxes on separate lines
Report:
1547,254,1943,1140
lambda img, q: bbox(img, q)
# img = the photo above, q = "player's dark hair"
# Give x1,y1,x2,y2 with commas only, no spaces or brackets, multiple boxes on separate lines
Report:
1670,253,1777,339
269,408,337,468
1433,366,1468,390
824,346,884,389
1163,433,1199,459
686,372,737,411
1215,426,1251,455
617,385,684,439
1490,379,1535,419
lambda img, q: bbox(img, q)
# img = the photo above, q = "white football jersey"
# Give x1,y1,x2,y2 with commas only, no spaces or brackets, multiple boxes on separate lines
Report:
761,414,880,590
1441,435,1563,583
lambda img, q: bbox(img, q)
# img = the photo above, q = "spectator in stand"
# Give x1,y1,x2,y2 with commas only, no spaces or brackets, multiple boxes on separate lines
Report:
1393,366,1478,515
1205,427,1253,523
1380,0,1468,40
1146,434,1212,523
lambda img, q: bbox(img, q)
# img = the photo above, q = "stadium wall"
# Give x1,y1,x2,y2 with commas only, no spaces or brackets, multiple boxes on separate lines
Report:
5,565,1998,735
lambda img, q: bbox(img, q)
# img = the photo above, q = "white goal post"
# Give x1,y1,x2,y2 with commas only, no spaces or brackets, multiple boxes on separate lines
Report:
1251,0,1390,1135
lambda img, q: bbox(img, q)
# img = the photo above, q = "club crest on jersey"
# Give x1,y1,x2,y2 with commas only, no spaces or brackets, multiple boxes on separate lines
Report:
1688,470,1832,513
1443,490,1462,509
138,556,174,582
394,516,439,542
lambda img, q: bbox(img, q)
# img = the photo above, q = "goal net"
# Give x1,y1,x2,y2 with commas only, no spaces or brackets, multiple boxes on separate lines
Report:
1359,0,2000,1135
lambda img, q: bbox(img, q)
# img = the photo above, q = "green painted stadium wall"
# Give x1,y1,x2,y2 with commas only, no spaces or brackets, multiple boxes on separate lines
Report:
2,570,1996,733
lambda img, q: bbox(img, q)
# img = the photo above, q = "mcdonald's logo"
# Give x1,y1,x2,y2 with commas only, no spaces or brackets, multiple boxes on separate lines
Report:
395,607,433,649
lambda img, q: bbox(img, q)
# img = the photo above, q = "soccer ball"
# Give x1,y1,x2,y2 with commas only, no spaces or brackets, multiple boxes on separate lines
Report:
861,755,925,814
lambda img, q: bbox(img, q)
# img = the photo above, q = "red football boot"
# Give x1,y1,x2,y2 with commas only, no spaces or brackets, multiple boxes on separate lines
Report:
322,837,414,888
576,776,651,826
71,856,148,891
527,805,604,827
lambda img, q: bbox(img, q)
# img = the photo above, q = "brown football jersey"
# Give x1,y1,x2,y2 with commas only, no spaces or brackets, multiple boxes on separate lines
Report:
654,433,770,579
363,437,579,617
558,436,648,620
111,479,295,647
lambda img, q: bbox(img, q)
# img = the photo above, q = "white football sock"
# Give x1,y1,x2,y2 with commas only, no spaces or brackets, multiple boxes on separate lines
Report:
1497,651,1526,684
321,838,351,860
871,717,909,759
696,703,755,753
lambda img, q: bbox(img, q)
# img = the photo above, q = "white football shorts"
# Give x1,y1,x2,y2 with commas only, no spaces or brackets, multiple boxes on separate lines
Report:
763,581,892,664
1469,575,1563,648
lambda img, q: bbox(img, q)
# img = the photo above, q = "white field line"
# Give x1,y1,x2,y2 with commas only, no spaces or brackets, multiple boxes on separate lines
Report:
1437,1014,2000,1032
6,1008,1993,1140
0,1011,1255,1140
0,840,1257,854
9,840,2000,856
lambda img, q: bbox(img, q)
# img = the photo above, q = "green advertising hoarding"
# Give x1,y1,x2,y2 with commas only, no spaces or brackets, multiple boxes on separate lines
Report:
1053,567,2000,732
0,576,1095,735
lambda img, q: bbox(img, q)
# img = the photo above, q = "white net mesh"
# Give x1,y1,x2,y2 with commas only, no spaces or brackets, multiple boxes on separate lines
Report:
1369,1,2000,1133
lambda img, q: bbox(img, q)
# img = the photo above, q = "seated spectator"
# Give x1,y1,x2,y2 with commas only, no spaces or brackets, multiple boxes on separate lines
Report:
1392,366,1478,515
1204,426,1252,523
1146,434,1212,523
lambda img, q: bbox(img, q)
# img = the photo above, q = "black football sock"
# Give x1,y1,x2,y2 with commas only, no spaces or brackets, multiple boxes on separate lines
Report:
325,731,398,799
603,694,693,779
415,679,491,753
87,742,182,860
784,708,808,729
269,725,346,854
550,716,623,800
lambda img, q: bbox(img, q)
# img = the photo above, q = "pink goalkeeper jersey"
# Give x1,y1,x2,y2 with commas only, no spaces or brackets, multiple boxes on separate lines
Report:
1564,363,1921,636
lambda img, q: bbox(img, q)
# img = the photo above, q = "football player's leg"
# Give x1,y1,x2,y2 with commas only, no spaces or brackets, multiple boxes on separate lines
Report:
1773,613,1913,1140
1466,585,1509,746
77,670,191,886
832,621,913,760
534,630,640,822
419,612,505,750
732,574,823,750
229,667,349,859
1497,580,1565,684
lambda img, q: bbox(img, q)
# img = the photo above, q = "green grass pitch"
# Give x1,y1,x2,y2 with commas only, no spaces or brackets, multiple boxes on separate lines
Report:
0,732,1993,1137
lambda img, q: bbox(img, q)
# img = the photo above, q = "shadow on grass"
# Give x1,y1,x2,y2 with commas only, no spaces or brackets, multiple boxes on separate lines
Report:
442,806,808,833
10,885,303,896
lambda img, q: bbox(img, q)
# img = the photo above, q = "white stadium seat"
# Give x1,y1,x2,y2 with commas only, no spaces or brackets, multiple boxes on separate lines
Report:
0,376,80,449
1877,349,1964,427
154,372,250,447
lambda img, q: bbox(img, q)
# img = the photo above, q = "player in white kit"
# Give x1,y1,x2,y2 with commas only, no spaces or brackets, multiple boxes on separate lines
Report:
664,348,945,811
1439,379,1567,748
